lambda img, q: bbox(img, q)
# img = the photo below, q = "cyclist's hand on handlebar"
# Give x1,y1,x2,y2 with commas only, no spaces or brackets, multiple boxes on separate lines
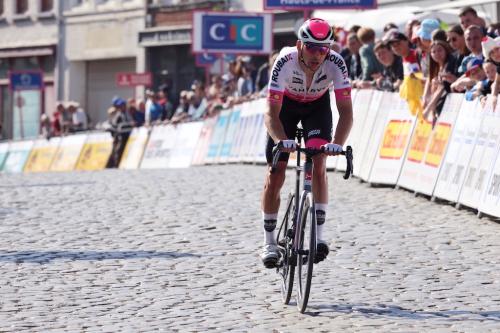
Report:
278,139,297,153
321,143,343,156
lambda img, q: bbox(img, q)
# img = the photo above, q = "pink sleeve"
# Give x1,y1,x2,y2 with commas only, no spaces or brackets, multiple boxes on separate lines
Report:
334,87,352,100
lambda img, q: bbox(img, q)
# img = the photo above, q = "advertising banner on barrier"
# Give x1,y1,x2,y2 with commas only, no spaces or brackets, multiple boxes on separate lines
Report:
245,100,266,163
192,117,217,165
119,127,150,169
75,133,113,171
239,104,260,163
192,12,273,55
479,121,500,218
140,125,176,169
1,140,34,173
50,134,88,172
459,97,500,209
206,110,231,164
398,95,460,195
24,137,61,173
433,96,478,202
0,142,10,170
368,94,416,185
219,106,240,163
230,103,251,163
337,89,373,172
168,122,204,168
253,99,269,164
359,91,391,181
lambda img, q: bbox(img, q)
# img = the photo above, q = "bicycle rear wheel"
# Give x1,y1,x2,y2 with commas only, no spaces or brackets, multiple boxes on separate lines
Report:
277,191,295,304
296,192,316,313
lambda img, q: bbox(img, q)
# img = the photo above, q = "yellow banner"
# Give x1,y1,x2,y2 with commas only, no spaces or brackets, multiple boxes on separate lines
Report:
50,146,83,171
425,122,452,167
118,136,136,168
24,147,58,173
407,119,433,163
379,120,412,160
76,142,112,171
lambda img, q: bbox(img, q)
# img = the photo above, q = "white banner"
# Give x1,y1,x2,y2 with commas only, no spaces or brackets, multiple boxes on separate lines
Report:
140,125,177,169
0,142,9,170
50,134,88,172
219,106,241,163
192,117,217,165
245,100,266,163
168,122,204,168
433,96,479,202
479,142,500,218
206,110,231,164
251,99,269,164
229,103,252,163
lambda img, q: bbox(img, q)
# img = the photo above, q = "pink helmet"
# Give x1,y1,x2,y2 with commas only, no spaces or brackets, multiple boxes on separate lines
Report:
298,18,334,45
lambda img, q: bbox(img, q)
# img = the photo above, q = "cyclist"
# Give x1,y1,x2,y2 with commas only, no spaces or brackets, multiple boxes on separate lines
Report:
260,18,353,268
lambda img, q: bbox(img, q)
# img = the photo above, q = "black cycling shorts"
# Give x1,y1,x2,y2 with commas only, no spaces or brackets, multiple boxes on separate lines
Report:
265,92,333,164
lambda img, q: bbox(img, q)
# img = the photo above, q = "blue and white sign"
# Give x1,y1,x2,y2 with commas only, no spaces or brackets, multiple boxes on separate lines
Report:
193,12,273,54
195,53,219,67
9,71,44,91
264,0,377,10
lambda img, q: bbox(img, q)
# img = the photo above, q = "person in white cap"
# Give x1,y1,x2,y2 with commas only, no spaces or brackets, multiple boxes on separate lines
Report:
481,35,500,107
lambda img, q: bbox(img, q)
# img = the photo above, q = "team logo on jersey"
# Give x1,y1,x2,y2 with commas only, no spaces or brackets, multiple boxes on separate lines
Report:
270,82,279,88
328,54,348,77
308,129,321,136
315,74,327,83
292,77,303,84
271,54,293,83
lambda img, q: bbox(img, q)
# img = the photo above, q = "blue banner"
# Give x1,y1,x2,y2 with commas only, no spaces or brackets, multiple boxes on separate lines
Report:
195,53,219,67
202,15,264,51
264,0,377,9
9,72,43,91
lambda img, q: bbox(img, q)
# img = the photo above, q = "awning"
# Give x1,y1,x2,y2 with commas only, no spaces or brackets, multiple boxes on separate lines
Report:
424,0,499,11
0,47,54,58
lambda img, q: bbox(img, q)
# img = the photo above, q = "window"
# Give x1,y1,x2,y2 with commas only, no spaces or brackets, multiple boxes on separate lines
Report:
40,0,53,12
15,0,28,14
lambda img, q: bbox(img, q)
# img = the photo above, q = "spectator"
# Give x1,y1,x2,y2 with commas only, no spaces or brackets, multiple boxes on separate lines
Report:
356,27,383,85
68,101,88,132
472,60,496,106
106,97,133,168
57,102,71,134
462,58,491,104
373,41,404,91
237,62,254,97
459,6,486,31
447,24,470,75
423,40,457,123
405,19,420,47
127,98,145,127
481,35,500,107
343,33,363,81
432,29,447,43
207,74,224,100
157,91,174,121
51,110,61,137
40,113,51,139
387,31,422,77
487,23,500,38
414,19,441,78
255,52,279,93
384,23,398,34
454,25,485,90
144,90,162,126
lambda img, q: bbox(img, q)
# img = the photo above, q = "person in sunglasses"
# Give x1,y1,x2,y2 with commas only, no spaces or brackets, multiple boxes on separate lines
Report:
260,18,353,268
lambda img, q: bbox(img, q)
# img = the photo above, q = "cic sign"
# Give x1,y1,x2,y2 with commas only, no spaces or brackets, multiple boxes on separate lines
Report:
192,12,273,54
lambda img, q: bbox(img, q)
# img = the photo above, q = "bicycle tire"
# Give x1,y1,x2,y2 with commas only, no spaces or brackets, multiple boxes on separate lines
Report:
296,192,316,313
277,191,295,305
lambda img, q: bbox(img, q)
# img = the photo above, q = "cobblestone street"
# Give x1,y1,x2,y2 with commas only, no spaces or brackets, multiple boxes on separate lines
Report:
1,165,500,332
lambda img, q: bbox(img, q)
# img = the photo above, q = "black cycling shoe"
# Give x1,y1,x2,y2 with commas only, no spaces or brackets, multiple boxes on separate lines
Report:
314,241,330,263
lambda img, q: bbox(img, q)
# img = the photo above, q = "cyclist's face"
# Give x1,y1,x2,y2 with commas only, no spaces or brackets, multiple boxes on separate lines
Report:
298,41,329,71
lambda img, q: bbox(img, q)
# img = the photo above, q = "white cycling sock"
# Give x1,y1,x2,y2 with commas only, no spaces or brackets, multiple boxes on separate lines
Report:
315,203,328,241
262,212,278,245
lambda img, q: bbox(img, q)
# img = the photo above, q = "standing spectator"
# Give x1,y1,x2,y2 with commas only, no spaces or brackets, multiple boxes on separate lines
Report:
356,27,383,85
447,24,470,75
144,90,162,126
343,33,363,81
57,102,71,134
487,23,500,38
405,19,420,48
207,74,224,100
157,91,173,121
106,97,133,168
127,98,145,127
453,25,485,91
414,19,441,78
373,41,404,91
255,52,279,92
423,40,456,124
459,6,486,31
68,101,88,132
40,113,51,139
462,58,490,103
237,63,254,97
481,35,500,108
387,31,422,76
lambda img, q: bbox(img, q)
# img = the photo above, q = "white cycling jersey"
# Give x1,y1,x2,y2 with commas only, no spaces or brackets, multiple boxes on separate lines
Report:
267,46,352,104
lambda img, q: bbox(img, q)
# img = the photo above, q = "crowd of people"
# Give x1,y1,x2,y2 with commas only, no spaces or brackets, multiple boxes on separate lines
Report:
41,5,500,166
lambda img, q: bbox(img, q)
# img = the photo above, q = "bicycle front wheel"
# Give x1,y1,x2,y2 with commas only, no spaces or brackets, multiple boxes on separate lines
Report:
296,192,316,313
277,191,295,305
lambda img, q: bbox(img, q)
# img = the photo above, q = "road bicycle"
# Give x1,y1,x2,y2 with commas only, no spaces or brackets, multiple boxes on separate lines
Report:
271,128,353,313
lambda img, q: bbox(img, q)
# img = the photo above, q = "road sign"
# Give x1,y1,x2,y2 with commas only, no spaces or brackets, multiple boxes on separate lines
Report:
9,71,44,91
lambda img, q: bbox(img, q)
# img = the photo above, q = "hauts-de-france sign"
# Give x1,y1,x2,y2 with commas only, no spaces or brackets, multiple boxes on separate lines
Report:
264,0,377,10
192,12,273,54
